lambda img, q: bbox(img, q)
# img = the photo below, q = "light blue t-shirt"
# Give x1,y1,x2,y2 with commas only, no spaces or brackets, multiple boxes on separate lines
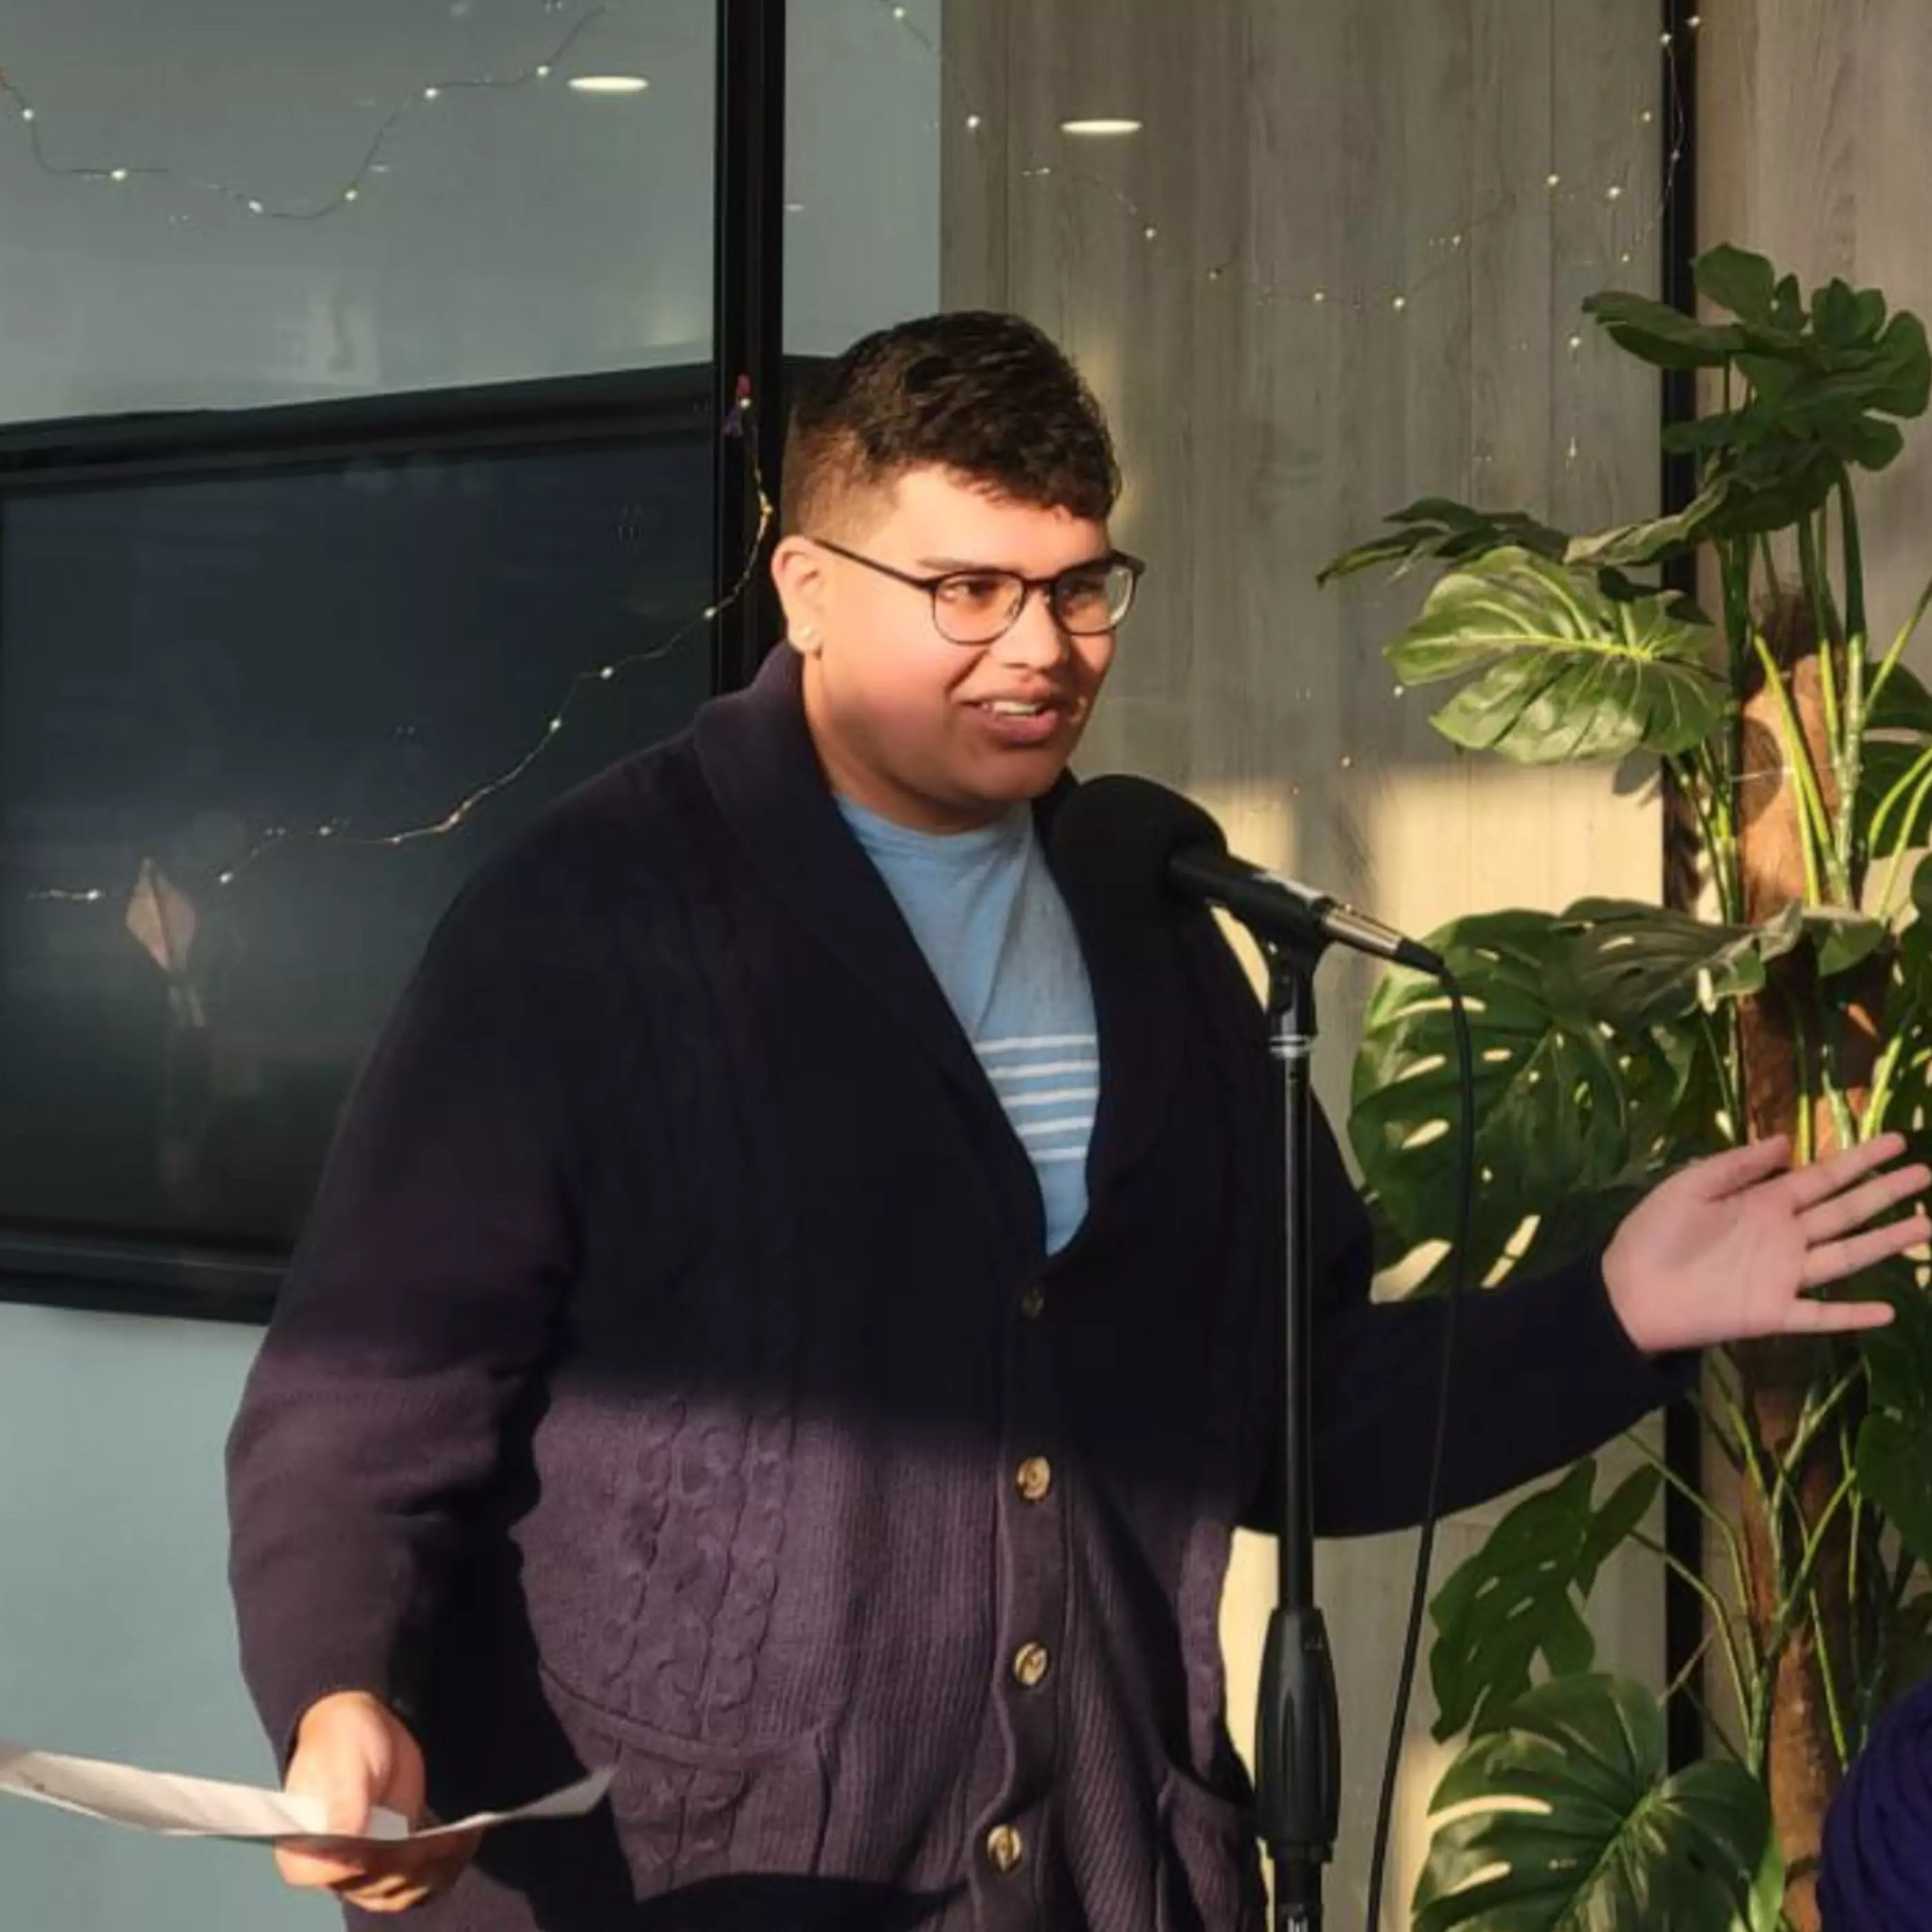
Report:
838,796,1098,1253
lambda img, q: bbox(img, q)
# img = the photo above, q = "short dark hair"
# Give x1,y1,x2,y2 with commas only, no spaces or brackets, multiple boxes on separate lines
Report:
780,310,1120,535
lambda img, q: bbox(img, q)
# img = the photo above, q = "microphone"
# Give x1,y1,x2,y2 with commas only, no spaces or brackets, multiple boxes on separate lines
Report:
1051,773,1445,976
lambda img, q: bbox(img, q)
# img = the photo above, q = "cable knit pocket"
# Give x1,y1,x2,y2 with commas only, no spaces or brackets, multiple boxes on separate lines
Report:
1154,1766,1266,1932
540,1664,830,1900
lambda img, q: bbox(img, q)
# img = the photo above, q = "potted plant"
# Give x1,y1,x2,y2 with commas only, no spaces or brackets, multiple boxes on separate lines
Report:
1323,244,1932,1932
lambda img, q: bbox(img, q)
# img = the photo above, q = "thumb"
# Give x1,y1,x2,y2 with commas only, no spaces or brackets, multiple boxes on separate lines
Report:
315,1739,377,1839
277,1725,384,1891
288,1697,406,1839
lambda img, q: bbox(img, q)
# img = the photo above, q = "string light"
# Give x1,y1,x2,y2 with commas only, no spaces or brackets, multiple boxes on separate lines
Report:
24,388,774,905
871,0,1685,323
12,0,1690,911
0,3,628,224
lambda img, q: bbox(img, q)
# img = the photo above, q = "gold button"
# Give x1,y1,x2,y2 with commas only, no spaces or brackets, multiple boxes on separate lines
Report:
1012,1642,1051,1688
1015,1455,1054,1504
1019,1283,1047,1320
985,1823,1025,1873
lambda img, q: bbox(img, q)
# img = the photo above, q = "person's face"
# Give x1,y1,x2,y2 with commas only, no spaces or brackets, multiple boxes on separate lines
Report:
771,465,1122,833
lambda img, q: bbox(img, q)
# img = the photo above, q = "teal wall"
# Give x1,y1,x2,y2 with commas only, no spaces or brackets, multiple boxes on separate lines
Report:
0,1306,310,1930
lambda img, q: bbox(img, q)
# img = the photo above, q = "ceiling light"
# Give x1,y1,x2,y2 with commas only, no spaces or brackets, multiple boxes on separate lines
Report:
569,75,651,96
1059,117,1142,137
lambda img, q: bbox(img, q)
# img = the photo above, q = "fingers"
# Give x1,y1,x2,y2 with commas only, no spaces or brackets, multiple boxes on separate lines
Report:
1782,1132,1913,1210
329,1846,473,1915
277,1828,478,1909
1798,1162,1932,1247
1690,1135,1793,1199
1803,1210,1932,1292
1782,1294,1897,1335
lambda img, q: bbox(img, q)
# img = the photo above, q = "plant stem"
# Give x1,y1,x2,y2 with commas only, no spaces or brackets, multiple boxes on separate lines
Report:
1864,1024,1911,1137
1698,1008,1746,1145
1719,1383,1784,1773
1689,1388,1747,1472
1840,480,1870,889
1868,739,1932,858
1633,1526,1754,1726
1799,511,1845,792
1875,757,1932,921
1808,1575,1854,1769
1622,1426,1757,1645
1664,1626,1751,1766
1846,1409,1870,1752
1816,1043,1860,1164
1841,473,1867,648
1765,1461,1860,1668
1785,1365,1864,1474
1866,566,1932,717
1693,741,1746,926
1751,630,1843,905
1789,993,1817,1165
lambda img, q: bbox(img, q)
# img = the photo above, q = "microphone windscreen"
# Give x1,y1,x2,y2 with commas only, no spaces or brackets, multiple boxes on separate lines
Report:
1046,773,1227,919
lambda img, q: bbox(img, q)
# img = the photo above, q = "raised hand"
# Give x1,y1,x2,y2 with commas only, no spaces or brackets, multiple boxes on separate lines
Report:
1601,1132,1931,1356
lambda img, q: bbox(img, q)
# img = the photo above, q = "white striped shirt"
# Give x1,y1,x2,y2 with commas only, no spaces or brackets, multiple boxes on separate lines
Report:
838,798,1098,1252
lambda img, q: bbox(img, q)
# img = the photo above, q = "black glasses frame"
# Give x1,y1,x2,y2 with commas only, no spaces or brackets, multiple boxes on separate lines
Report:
810,535,1146,644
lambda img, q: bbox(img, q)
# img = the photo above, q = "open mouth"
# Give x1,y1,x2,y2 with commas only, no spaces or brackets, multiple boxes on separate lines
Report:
976,698,1057,717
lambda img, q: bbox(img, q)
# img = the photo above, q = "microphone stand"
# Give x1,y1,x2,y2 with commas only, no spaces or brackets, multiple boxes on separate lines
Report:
1253,936,1341,1932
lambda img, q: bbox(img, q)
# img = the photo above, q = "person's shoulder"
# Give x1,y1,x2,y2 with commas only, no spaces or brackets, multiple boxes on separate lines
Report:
432,729,708,960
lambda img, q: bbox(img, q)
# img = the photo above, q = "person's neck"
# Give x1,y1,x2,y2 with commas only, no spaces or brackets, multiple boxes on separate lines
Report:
802,668,1012,836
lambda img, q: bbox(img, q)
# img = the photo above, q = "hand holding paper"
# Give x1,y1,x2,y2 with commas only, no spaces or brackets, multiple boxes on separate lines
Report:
0,1693,609,1918
277,1690,473,1913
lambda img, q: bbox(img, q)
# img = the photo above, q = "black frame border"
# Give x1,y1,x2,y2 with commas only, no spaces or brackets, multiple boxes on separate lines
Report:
1659,0,1708,1773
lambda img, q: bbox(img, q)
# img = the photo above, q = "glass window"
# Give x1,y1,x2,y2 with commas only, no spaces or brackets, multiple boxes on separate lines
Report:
0,0,715,420
785,0,941,353
0,3,722,1299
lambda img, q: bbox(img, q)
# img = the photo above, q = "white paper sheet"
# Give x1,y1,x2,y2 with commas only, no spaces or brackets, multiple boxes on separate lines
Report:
0,1736,611,1847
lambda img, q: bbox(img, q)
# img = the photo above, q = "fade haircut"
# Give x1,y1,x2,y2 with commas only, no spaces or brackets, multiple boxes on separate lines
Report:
780,310,1121,537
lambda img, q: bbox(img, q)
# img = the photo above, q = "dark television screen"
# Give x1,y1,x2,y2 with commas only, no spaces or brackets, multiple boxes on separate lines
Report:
0,401,715,1283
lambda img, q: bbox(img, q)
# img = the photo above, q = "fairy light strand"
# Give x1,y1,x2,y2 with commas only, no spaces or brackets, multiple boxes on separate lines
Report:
13,1,1690,909
0,3,620,223
876,0,1693,320
26,388,773,905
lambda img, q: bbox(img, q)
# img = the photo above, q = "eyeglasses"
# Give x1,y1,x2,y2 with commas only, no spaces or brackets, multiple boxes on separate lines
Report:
810,535,1145,646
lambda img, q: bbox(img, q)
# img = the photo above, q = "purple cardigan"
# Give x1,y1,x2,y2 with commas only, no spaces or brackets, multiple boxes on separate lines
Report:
227,649,1689,1931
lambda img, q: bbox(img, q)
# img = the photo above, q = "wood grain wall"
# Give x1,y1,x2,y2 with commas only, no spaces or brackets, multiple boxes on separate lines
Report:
942,3,1673,1920
1699,0,1932,715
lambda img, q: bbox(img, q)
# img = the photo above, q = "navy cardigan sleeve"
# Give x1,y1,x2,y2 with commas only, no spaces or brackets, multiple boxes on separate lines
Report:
1247,1101,1698,1539
226,862,581,1761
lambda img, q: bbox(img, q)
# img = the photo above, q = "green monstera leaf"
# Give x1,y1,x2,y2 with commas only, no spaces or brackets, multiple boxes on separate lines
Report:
1384,548,1724,765
1695,244,1781,328
1860,659,1932,858
1350,907,1717,1287
1856,1259,1932,1573
1566,898,1806,1026
1428,1459,1661,1742
1414,1676,1782,1932
1316,498,1570,585
1573,248,1929,575
1349,911,1632,1286
1581,290,1749,371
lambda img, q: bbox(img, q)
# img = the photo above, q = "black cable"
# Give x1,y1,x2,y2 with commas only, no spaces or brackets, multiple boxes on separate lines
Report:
1361,967,1477,1932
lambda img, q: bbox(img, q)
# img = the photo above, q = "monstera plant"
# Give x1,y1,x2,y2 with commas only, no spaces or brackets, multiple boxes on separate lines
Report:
1324,245,1932,1932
